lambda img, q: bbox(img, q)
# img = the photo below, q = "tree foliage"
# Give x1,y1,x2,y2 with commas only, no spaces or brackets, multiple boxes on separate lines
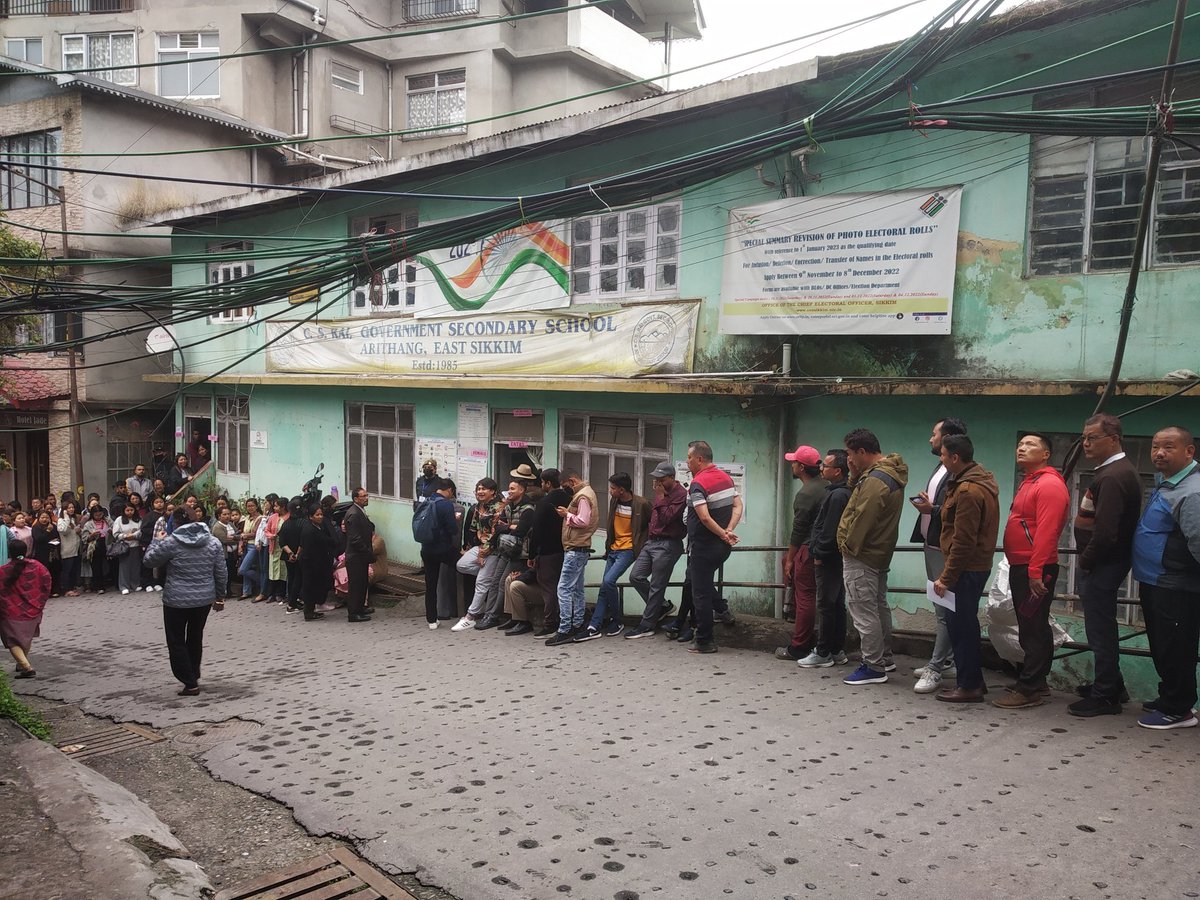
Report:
0,210,51,346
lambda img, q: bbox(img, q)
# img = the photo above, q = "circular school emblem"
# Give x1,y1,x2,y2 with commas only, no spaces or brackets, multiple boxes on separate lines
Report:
632,311,677,367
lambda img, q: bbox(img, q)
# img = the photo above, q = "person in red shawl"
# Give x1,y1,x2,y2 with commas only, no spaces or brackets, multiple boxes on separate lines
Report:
1,538,51,678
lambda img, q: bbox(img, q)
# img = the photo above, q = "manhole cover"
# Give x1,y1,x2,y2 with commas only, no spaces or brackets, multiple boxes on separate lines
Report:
215,846,414,899
57,723,165,760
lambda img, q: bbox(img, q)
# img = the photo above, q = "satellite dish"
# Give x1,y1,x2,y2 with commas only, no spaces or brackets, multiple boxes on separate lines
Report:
146,325,178,355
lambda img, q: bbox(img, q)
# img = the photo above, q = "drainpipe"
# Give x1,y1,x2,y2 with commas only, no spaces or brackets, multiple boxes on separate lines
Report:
290,37,310,140
773,403,787,619
282,0,326,26
385,62,394,161
317,152,370,166
781,343,792,377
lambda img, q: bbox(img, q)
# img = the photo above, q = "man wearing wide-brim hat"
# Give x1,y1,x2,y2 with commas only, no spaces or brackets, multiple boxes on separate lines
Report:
510,463,539,483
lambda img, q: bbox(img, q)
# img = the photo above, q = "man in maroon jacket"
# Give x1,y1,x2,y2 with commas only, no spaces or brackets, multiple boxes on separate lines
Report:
625,462,687,638
994,431,1070,709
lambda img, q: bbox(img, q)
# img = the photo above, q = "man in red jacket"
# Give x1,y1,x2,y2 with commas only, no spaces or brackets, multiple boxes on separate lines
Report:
993,431,1070,709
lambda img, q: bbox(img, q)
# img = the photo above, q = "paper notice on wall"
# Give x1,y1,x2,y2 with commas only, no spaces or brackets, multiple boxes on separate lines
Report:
674,461,746,500
458,403,489,450
455,454,490,493
719,187,962,335
417,438,457,483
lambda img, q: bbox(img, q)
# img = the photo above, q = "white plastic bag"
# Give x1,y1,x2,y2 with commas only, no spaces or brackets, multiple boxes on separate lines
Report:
982,558,1070,665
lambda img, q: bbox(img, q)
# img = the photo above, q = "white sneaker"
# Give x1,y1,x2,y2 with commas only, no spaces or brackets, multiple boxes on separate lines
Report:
914,664,955,678
153,585,163,592
121,588,130,595
451,616,475,632
914,669,943,693
428,622,439,630
134,587,143,592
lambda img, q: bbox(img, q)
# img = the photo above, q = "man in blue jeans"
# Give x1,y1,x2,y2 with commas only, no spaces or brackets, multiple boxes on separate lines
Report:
575,473,651,641
684,440,743,654
545,471,600,647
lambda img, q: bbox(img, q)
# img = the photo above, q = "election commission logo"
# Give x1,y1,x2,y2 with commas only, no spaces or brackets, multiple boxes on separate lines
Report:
632,311,677,366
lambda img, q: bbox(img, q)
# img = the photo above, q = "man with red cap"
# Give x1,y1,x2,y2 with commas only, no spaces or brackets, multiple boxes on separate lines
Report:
775,444,827,662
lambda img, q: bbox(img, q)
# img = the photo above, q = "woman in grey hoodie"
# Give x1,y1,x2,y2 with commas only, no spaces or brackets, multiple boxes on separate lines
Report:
143,506,227,696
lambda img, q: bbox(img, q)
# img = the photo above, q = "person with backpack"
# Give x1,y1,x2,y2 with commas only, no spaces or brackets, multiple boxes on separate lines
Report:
416,479,460,629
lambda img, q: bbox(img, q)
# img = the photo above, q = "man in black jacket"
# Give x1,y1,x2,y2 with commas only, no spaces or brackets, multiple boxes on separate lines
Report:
797,450,852,668
909,416,967,692
527,468,571,637
1070,413,1143,716
342,487,375,623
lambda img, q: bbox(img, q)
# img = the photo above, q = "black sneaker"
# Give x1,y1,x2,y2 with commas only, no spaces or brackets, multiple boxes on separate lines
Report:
1067,696,1122,717
304,612,325,621
545,629,576,647
573,626,603,643
688,641,718,654
475,617,501,631
625,624,656,639
656,603,676,623
603,622,625,637
718,610,736,626
1076,682,1131,704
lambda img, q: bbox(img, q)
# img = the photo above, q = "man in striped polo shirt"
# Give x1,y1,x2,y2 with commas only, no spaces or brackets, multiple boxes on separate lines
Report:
685,440,742,654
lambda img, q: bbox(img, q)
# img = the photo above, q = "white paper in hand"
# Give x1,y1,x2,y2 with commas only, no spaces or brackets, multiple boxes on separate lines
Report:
927,580,955,612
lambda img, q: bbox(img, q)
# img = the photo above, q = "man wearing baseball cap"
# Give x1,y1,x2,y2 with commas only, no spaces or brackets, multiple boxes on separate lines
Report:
625,461,687,638
775,445,827,662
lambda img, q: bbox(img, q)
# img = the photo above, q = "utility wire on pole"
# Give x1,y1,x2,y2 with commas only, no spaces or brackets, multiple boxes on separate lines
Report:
57,186,86,498
1062,0,1189,482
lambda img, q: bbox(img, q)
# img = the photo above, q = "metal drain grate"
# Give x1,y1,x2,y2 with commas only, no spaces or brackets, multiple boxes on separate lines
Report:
214,847,413,900
57,723,166,760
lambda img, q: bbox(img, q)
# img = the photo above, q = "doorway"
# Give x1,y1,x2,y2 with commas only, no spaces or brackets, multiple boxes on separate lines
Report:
492,410,544,485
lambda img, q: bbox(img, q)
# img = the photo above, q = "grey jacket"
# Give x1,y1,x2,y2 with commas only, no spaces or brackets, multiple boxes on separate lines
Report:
143,522,226,608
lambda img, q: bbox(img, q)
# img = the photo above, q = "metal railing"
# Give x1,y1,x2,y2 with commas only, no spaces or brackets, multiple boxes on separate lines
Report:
581,542,1158,662
4,0,133,15
403,0,477,21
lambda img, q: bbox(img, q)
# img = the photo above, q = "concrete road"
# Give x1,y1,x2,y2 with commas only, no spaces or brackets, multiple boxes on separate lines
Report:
15,593,1200,900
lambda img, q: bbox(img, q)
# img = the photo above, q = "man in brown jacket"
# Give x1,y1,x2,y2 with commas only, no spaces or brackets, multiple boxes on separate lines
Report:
931,434,1000,703
545,471,599,646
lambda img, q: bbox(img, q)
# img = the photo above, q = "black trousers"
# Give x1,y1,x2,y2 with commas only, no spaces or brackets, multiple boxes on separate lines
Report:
345,553,370,617
1010,562,1060,694
689,541,731,646
813,558,846,656
1141,583,1200,716
946,569,989,691
163,604,211,689
285,558,302,607
1080,559,1132,700
421,549,460,623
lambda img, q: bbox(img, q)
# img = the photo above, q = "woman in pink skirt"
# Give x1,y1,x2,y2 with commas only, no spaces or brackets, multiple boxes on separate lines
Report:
0,537,51,678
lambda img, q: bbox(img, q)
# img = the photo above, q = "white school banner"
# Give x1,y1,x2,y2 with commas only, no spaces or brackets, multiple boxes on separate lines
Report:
264,303,698,377
411,222,571,319
719,187,962,335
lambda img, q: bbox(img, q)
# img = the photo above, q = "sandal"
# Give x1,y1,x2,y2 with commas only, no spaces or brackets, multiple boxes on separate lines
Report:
252,595,267,603
15,667,35,678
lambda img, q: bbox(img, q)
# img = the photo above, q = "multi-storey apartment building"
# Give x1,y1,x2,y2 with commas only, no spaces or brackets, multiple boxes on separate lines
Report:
2,0,704,170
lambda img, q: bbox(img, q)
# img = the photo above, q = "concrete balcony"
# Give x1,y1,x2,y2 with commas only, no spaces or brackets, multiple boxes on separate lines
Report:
512,3,666,86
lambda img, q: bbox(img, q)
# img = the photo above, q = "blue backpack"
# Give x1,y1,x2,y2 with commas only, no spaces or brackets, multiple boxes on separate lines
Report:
411,498,439,545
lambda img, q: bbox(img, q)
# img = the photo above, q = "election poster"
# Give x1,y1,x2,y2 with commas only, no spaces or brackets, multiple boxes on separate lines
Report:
719,187,962,335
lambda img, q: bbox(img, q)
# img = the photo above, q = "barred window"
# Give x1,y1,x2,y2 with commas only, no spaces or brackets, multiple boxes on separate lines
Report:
346,403,415,500
570,202,680,299
559,411,672,524
216,397,250,476
406,69,466,138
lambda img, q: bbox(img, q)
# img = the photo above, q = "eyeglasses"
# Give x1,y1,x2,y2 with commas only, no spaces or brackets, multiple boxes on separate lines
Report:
1081,433,1116,444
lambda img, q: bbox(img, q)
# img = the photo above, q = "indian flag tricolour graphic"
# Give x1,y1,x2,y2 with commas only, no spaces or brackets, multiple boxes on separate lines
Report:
412,222,571,318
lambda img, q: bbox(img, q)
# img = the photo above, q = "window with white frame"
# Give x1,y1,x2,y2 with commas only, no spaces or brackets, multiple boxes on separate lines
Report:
331,60,363,94
157,32,219,99
346,403,415,500
0,129,60,210
559,411,672,525
570,202,680,298
406,69,466,137
5,38,43,64
1028,76,1200,276
207,242,255,323
216,397,250,475
349,211,419,314
62,32,136,86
